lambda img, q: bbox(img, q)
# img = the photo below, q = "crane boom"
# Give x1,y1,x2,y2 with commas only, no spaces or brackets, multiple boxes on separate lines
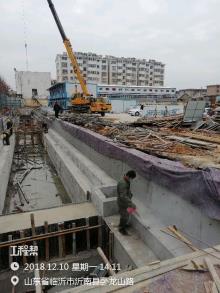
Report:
47,0,90,96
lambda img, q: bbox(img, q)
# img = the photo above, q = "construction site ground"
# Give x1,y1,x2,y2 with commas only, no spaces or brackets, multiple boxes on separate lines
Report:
0,109,219,293
57,112,220,170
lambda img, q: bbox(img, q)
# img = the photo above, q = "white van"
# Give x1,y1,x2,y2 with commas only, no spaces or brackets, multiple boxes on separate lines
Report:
128,106,143,116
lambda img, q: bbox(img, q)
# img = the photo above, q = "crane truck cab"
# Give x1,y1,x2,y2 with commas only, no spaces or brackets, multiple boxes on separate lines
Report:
71,93,111,116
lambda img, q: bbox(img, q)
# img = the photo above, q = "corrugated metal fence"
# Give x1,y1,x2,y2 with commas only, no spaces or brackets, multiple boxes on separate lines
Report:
0,95,22,109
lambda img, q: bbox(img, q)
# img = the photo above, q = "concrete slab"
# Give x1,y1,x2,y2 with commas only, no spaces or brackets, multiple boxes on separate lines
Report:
0,202,97,233
105,215,158,268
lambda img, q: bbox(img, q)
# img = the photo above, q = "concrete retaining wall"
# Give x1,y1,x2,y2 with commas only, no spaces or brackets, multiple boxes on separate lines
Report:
44,129,117,214
48,120,220,257
0,136,15,214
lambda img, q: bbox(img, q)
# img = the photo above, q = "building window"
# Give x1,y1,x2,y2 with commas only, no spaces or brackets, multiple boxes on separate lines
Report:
106,88,109,90
32,89,38,97
61,62,67,67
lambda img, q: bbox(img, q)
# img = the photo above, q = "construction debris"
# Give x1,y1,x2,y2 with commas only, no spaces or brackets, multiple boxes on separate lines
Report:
194,117,220,132
133,114,183,128
38,110,220,169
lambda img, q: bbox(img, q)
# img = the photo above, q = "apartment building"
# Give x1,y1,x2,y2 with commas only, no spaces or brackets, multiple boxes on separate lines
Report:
55,52,165,86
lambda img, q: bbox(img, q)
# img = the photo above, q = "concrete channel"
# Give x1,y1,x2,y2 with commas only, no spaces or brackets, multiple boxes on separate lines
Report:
0,112,220,292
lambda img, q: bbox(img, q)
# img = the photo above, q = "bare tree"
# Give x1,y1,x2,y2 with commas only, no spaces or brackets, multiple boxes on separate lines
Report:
0,76,10,95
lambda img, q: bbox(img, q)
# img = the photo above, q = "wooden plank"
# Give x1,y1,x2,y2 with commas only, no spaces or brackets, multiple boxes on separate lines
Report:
20,230,27,265
44,221,49,262
98,216,102,248
58,223,64,258
97,247,115,276
204,281,218,293
8,235,13,267
61,222,66,257
30,213,38,263
0,224,101,248
184,260,220,271
0,202,97,234
167,226,198,251
86,218,90,250
34,268,42,293
161,229,220,263
204,257,220,292
109,231,113,262
30,213,36,237
72,222,76,256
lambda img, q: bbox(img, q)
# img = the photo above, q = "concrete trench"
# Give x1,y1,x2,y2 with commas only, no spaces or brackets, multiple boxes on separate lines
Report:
43,119,220,267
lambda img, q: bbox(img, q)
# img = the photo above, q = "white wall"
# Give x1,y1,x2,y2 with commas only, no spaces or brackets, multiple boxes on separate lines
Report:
110,99,137,113
15,71,51,99
142,104,184,117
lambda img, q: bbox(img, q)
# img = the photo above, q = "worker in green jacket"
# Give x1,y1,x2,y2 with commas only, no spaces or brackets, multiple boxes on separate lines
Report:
117,170,137,235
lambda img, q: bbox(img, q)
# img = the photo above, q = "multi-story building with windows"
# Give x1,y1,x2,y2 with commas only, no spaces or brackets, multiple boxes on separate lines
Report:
55,52,165,86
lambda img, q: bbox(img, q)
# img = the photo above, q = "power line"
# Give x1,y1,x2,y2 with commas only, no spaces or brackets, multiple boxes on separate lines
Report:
21,0,29,71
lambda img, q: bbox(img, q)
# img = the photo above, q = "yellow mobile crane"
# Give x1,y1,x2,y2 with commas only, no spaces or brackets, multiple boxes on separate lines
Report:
47,0,112,116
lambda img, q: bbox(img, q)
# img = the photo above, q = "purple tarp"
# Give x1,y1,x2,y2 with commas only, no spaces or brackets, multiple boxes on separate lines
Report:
58,120,220,220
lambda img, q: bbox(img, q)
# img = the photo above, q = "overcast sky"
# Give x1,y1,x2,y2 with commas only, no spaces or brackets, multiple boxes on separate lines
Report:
0,0,219,90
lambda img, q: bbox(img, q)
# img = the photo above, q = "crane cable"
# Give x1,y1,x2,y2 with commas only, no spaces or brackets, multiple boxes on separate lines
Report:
21,0,29,71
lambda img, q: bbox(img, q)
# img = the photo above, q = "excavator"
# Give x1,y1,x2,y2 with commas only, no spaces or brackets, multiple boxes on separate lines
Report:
47,0,112,116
